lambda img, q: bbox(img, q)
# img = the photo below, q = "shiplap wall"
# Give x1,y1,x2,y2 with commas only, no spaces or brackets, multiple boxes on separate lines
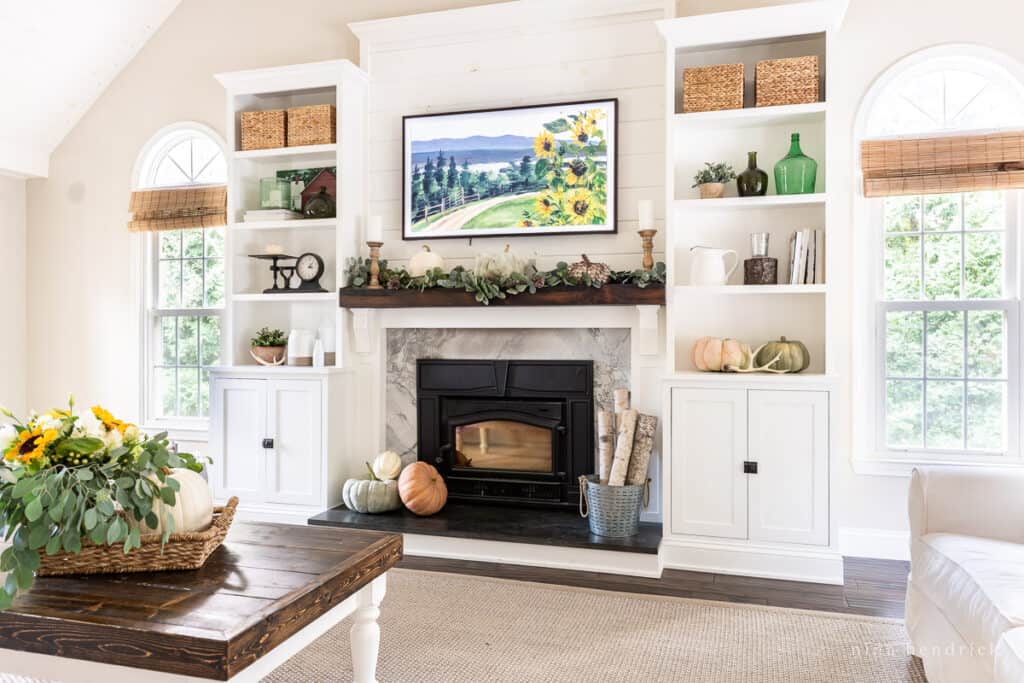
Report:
359,4,667,271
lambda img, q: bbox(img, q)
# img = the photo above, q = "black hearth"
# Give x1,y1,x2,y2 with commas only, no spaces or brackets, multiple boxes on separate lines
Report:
417,359,594,507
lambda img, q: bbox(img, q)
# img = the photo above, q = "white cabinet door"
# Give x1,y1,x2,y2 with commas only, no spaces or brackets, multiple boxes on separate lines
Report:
209,378,267,503
748,390,829,546
670,388,748,539
265,380,323,507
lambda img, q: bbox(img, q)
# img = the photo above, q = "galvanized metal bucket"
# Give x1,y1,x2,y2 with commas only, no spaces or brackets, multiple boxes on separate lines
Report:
578,474,649,538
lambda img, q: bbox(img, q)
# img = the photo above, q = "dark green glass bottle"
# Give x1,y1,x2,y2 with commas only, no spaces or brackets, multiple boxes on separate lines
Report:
774,133,817,195
737,151,768,197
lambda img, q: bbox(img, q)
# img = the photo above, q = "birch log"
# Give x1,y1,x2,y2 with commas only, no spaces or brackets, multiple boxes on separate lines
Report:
613,388,631,440
608,409,638,486
626,414,658,486
597,410,615,484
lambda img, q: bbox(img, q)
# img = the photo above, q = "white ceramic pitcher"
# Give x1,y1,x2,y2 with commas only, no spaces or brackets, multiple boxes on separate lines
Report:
689,246,739,286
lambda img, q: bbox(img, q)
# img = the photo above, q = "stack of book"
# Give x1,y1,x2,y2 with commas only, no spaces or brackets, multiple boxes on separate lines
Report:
243,209,302,222
787,229,825,285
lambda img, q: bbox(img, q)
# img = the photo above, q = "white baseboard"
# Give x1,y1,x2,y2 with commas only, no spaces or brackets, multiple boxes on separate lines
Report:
839,527,910,561
660,538,844,585
404,533,664,578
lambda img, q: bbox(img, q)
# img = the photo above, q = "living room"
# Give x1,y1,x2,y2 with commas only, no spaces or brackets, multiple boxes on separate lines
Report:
0,0,1022,681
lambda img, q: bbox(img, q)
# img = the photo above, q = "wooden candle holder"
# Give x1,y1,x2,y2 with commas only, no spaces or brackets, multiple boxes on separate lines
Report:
367,241,383,289
638,229,657,272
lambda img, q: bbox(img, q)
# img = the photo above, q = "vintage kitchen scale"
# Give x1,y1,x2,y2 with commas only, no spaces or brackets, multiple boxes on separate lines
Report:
248,252,327,293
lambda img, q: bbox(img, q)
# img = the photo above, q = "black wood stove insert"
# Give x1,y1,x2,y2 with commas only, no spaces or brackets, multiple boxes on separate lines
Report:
417,359,594,507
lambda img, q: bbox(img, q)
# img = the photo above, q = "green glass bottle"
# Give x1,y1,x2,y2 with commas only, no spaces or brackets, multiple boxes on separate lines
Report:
774,133,817,195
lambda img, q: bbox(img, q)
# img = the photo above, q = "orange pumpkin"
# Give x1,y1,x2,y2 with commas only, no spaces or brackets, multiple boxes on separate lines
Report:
398,462,448,516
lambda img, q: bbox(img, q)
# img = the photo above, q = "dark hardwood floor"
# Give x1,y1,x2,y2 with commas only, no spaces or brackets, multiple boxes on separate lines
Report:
397,555,910,618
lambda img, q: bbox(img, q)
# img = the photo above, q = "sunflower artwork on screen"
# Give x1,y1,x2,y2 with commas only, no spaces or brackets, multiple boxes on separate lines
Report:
402,99,617,240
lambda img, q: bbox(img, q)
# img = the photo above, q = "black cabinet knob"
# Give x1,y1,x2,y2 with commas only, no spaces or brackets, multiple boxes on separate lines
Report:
262,438,274,449
743,461,758,474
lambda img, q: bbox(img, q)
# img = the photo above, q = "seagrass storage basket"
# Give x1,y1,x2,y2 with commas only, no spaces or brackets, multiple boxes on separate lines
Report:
36,497,238,576
756,56,820,107
682,63,744,113
240,110,286,150
287,104,336,147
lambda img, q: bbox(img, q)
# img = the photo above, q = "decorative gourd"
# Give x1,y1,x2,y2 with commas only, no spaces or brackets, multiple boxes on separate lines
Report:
343,464,402,514
568,255,611,285
144,468,214,534
475,244,526,279
721,339,752,371
691,337,751,372
754,336,810,373
371,450,403,481
408,245,445,277
398,462,448,516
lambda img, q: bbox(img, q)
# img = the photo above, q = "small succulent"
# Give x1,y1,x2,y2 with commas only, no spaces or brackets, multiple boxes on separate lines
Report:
692,162,736,187
251,327,287,347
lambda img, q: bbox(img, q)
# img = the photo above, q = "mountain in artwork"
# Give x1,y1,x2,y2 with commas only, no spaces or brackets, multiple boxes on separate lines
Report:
410,134,534,153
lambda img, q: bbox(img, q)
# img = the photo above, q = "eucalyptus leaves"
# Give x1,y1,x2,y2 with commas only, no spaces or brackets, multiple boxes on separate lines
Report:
0,398,204,608
344,257,665,305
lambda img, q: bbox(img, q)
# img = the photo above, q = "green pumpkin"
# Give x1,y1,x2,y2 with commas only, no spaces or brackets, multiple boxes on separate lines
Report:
754,336,810,373
342,463,402,513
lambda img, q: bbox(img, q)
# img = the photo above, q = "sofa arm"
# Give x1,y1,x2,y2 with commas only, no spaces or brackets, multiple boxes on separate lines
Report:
910,467,1024,544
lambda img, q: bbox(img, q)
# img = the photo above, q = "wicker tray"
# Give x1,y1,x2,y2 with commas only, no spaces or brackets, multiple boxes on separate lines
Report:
756,56,820,107
287,104,336,147
241,110,286,150
36,497,238,577
682,63,744,113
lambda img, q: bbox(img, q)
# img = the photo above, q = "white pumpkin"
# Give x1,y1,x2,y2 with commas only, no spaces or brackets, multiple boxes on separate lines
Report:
371,450,403,481
144,468,214,535
342,476,401,514
475,244,525,279
408,245,445,277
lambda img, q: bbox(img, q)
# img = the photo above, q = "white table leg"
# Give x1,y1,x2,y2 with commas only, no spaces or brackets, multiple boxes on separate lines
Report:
351,574,386,683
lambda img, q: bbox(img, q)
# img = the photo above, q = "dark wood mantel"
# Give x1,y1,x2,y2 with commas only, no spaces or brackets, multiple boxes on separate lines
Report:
338,283,665,308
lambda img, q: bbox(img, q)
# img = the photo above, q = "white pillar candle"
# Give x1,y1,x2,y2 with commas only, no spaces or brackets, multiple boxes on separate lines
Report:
637,199,654,230
366,216,383,243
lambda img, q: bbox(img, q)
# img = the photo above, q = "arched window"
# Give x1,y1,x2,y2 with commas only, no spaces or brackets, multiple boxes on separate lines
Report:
136,123,227,426
857,46,1024,466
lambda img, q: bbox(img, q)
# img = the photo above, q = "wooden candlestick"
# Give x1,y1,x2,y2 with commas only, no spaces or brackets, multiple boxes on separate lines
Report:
367,241,383,289
638,229,657,272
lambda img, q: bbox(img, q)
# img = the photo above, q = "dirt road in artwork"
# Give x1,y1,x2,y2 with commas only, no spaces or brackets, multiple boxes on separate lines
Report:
425,192,539,232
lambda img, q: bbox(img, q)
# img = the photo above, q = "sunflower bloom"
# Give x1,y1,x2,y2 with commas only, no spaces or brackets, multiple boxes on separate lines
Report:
533,130,556,160
535,192,559,218
91,405,133,435
7,427,58,464
518,218,537,228
565,159,588,186
566,188,597,225
572,118,592,145
585,108,605,126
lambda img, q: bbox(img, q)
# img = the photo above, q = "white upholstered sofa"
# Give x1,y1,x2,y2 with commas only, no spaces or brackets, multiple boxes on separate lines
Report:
907,467,1024,682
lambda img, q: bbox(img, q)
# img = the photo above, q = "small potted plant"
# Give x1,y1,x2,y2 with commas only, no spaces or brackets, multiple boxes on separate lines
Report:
692,162,736,199
250,327,287,366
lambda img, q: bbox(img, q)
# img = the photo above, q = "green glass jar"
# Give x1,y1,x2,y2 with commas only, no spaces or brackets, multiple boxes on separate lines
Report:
774,133,817,195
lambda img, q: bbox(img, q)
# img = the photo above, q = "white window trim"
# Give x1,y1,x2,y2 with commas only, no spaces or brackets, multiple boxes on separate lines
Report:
851,45,1024,476
133,121,228,437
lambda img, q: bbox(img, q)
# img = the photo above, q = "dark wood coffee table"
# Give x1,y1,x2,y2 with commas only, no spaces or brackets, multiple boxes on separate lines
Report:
0,523,402,682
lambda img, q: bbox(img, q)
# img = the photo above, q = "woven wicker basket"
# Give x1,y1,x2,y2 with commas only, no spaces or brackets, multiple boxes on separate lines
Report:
241,110,286,150
756,56,820,107
287,105,336,147
682,63,744,113
36,497,238,577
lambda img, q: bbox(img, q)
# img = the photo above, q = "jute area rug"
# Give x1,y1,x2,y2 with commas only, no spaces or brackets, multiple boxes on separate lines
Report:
264,568,927,683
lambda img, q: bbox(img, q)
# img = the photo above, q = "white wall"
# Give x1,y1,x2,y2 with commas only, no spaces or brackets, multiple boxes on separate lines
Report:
0,176,26,417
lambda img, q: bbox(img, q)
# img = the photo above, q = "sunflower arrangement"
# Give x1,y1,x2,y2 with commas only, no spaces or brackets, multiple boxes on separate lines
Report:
522,107,609,228
0,397,204,608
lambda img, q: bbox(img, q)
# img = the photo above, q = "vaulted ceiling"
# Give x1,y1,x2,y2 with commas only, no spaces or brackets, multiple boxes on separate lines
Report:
0,0,181,178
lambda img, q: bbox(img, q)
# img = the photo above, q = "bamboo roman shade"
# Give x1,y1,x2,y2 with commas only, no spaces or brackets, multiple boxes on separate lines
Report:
127,185,227,232
861,131,1024,198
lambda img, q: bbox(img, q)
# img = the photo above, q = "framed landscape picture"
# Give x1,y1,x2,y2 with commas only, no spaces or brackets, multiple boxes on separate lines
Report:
403,99,617,240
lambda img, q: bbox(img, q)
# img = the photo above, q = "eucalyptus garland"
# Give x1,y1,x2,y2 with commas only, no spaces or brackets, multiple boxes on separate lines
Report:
344,258,666,305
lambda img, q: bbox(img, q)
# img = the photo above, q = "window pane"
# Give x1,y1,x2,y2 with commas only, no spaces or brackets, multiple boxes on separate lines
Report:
182,258,204,308
886,380,923,448
884,235,921,300
886,311,923,377
160,231,181,258
179,368,200,418
195,154,228,185
923,194,961,231
153,158,190,187
178,316,199,366
924,233,961,300
884,196,921,233
964,232,1003,299
158,260,182,308
205,258,225,307
967,382,1006,450
964,191,1005,230
205,228,224,257
182,229,204,258
157,368,177,417
200,316,221,366
160,317,176,365
926,380,964,449
926,310,964,378
200,370,211,418
967,311,1005,379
